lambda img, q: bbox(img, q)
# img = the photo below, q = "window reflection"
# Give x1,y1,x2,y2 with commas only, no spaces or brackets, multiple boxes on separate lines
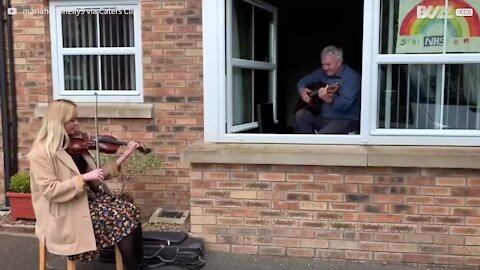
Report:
378,64,480,129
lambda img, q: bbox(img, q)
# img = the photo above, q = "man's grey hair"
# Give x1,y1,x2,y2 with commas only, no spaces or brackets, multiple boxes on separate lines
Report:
321,46,343,62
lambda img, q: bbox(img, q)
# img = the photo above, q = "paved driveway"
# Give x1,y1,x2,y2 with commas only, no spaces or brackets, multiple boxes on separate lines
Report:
0,232,464,270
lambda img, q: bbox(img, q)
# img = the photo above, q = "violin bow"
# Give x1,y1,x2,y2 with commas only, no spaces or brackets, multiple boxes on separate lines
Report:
94,92,101,169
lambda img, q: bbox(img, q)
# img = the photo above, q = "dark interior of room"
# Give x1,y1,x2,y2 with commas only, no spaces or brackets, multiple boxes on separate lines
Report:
263,0,364,132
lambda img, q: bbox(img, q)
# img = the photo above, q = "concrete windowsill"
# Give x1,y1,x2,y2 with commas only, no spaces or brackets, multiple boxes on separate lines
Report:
181,141,480,169
34,103,154,119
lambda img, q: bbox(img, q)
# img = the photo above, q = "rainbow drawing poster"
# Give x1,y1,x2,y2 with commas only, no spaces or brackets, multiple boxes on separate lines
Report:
395,0,480,53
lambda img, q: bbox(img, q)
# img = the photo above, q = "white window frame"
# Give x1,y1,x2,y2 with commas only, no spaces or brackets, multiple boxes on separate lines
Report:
49,0,143,103
203,0,480,145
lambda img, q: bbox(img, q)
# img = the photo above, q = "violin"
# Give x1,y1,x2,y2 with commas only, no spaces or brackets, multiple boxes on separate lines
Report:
67,131,152,155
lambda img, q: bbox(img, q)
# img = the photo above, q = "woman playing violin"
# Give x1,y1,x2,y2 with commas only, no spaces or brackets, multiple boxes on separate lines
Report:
28,99,149,270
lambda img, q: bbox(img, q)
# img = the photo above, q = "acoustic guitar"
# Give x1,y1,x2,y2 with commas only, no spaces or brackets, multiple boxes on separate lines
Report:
295,82,341,113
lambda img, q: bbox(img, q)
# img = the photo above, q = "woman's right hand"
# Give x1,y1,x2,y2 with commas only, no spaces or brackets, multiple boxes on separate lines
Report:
82,169,104,181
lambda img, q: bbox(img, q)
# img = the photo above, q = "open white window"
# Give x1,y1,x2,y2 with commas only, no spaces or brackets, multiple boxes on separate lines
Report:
226,0,277,133
49,0,143,102
203,0,367,144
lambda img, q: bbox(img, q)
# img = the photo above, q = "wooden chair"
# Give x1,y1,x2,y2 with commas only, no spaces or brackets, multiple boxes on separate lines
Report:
39,239,124,270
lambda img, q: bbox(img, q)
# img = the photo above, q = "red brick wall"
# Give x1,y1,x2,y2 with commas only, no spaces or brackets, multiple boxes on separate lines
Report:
13,0,51,173
0,0,50,206
2,0,203,214
139,0,203,213
190,163,480,267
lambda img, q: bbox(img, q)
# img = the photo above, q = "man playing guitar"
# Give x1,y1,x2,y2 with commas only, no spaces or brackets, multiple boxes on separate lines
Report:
295,45,361,134
296,82,340,111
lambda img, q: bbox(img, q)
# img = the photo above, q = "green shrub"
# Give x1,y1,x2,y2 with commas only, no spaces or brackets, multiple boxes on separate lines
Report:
9,172,31,193
90,151,162,202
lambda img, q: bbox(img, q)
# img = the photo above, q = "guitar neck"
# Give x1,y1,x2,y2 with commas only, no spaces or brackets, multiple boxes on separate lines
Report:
309,84,338,97
309,89,320,97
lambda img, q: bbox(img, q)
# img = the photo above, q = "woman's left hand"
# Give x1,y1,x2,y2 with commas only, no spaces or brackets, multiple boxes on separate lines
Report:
116,141,139,167
123,141,139,157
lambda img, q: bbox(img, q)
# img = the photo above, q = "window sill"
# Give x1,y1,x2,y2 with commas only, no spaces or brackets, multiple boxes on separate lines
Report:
34,103,154,119
181,141,480,169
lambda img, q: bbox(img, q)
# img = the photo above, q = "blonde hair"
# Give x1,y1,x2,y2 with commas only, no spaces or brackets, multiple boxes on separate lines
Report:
29,99,77,158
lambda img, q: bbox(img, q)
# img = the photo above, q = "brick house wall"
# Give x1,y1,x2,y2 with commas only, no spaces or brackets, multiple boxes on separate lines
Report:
0,0,203,214
189,163,480,268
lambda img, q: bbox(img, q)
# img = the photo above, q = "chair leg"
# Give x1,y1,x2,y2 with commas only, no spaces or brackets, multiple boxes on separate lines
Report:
39,239,47,270
66,259,76,270
114,244,124,270
39,240,121,270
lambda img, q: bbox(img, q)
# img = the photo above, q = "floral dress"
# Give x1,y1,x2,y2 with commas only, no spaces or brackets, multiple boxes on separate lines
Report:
67,154,141,262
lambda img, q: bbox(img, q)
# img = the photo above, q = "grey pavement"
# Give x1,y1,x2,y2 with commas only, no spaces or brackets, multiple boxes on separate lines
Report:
0,232,467,270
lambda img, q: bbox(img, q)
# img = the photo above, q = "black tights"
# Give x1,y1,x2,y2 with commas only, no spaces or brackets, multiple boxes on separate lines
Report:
117,223,144,270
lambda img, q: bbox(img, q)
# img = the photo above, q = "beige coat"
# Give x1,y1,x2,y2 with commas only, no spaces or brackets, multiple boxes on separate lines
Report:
29,144,119,256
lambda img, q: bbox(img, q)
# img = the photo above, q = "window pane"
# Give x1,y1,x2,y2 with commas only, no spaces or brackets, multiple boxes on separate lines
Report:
62,14,97,48
64,55,99,90
232,68,252,125
101,55,136,90
253,69,270,121
378,64,438,128
254,7,272,62
380,0,447,54
445,3,480,53
100,12,135,47
232,0,252,59
378,63,480,130
444,64,480,129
